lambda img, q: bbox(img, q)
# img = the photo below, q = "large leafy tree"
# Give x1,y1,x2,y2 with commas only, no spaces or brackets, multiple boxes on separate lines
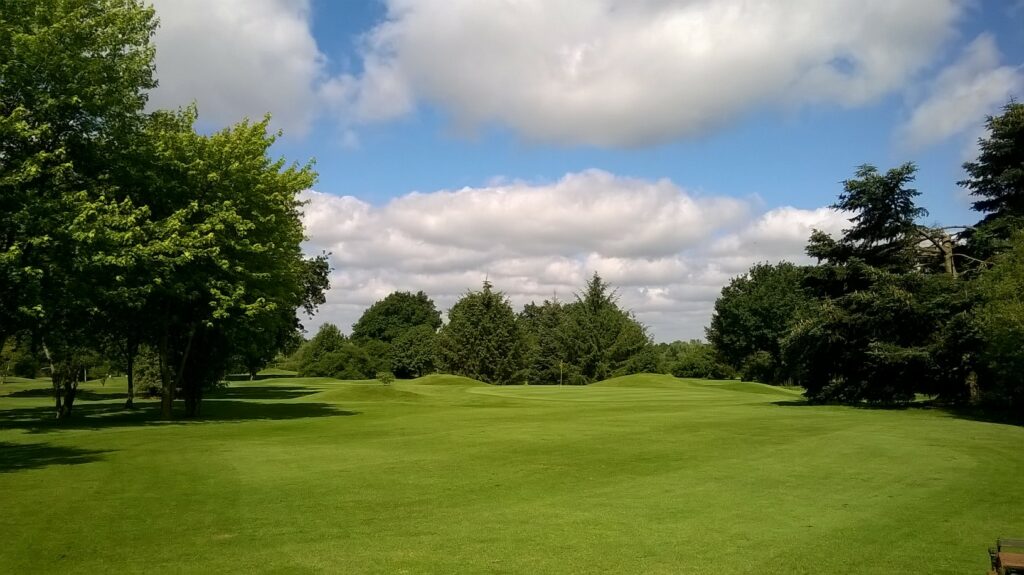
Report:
0,0,157,417
437,281,526,385
135,112,324,417
706,262,809,383
390,324,438,378
351,291,442,343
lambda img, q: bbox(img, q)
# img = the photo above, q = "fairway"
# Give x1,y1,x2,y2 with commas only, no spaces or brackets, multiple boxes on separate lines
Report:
1,374,1022,574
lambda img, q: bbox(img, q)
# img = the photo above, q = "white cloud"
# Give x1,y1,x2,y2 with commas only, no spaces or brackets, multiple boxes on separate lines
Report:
897,34,1024,151
329,0,967,146
147,0,326,136
300,171,848,341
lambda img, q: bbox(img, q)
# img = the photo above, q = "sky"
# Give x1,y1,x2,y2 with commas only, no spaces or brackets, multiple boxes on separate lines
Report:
144,0,1024,342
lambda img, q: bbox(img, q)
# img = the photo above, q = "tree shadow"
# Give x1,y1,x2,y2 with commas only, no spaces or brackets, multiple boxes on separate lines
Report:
0,400,357,434
223,373,299,382
206,386,319,400
0,441,110,473
770,398,1023,426
5,388,128,401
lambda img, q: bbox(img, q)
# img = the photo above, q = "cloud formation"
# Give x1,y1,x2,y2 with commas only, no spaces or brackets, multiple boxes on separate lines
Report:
147,0,325,135
897,34,1024,152
301,171,849,341
329,0,967,146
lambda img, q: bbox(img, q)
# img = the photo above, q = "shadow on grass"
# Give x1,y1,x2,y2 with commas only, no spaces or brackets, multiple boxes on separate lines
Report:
5,388,127,401
223,373,298,382
206,386,319,400
771,398,1023,426
0,441,110,473
0,400,356,435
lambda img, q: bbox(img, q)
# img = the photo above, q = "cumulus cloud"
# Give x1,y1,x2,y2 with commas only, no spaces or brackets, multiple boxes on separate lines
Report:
300,171,848,341
327,0,967,146
147,0,325,136
897,34,1024,151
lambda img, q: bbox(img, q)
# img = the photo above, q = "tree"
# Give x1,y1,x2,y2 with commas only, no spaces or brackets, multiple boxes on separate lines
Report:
351,291,442,343
437,281,526,385
785,164,971,404
809,163,925,271
519,298,568,385
959,101,1024,260
658,340,735,379
0,0,157,418
390,324,437,378
974,232,1024,415
556,273,654,383
706,262,809,383
297,323,347,376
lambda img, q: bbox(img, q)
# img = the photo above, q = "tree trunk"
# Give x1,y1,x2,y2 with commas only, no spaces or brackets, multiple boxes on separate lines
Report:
60,373,78,418
159,333,174,419
125,347,136,409
42,342,64,418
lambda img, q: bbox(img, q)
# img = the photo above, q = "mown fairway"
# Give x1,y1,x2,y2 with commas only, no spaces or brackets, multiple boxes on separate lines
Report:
1,373,1022,574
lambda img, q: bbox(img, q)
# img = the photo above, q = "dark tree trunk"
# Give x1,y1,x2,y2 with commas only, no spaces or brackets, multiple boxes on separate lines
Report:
159,333,174,419
125,345,136,409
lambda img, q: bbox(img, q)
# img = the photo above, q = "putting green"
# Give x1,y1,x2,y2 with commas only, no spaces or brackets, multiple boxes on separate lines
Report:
0,373,1020,574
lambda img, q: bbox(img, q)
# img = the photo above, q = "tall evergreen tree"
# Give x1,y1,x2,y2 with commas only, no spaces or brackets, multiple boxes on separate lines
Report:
437,281,526,385
959,102,1024,260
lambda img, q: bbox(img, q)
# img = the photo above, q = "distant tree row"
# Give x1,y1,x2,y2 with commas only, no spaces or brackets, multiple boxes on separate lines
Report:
0,1,328,418
288,274,660,385
708,102,1024,415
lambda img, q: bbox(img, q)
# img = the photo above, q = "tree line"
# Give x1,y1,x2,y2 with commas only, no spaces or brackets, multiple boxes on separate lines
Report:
287,274,661,386
0,1,329,418
707,102,1024,415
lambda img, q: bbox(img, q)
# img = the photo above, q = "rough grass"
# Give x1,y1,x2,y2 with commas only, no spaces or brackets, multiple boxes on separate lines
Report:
1,373,1021,574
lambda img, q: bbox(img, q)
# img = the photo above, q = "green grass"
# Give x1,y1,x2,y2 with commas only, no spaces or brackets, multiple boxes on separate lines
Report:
1,373,1022,574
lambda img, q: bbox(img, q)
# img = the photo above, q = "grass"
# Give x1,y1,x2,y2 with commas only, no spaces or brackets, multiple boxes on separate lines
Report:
1,373,1022,574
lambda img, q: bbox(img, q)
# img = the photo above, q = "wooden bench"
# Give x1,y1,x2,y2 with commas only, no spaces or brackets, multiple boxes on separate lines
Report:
990,539,1024,575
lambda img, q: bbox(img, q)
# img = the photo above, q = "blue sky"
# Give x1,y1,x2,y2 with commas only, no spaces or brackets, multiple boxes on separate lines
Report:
146,0,1024,341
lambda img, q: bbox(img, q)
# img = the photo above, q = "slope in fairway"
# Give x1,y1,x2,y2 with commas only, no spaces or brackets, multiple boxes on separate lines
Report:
1,373,1022,574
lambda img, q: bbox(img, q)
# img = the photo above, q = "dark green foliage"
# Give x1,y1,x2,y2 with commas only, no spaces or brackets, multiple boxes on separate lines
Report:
437,281,526,385
351,291,441,343
974,232,1024,414
308,343,377,380
784,267,964,404
778,164,978,405
740,351,776,383
657,340,735,379
961,102,1024,222
296,324,346,376
390,324,437,378
556,274,655,383
706,262,809,383
519,299,568,384
131,346,163,398
959,102,1024,261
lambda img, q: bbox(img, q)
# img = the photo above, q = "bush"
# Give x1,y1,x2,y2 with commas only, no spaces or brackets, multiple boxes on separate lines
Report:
376,371,395,385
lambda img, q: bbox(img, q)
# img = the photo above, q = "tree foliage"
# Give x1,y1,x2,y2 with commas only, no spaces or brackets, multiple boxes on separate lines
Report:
0,0,329,418
959,101,1024,260
437,281,526,385
706,262,808,383
974,232,1024,414
351,291,441,343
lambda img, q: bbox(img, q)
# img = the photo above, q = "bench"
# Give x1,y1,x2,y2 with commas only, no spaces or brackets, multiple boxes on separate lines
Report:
990,539,1024,575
